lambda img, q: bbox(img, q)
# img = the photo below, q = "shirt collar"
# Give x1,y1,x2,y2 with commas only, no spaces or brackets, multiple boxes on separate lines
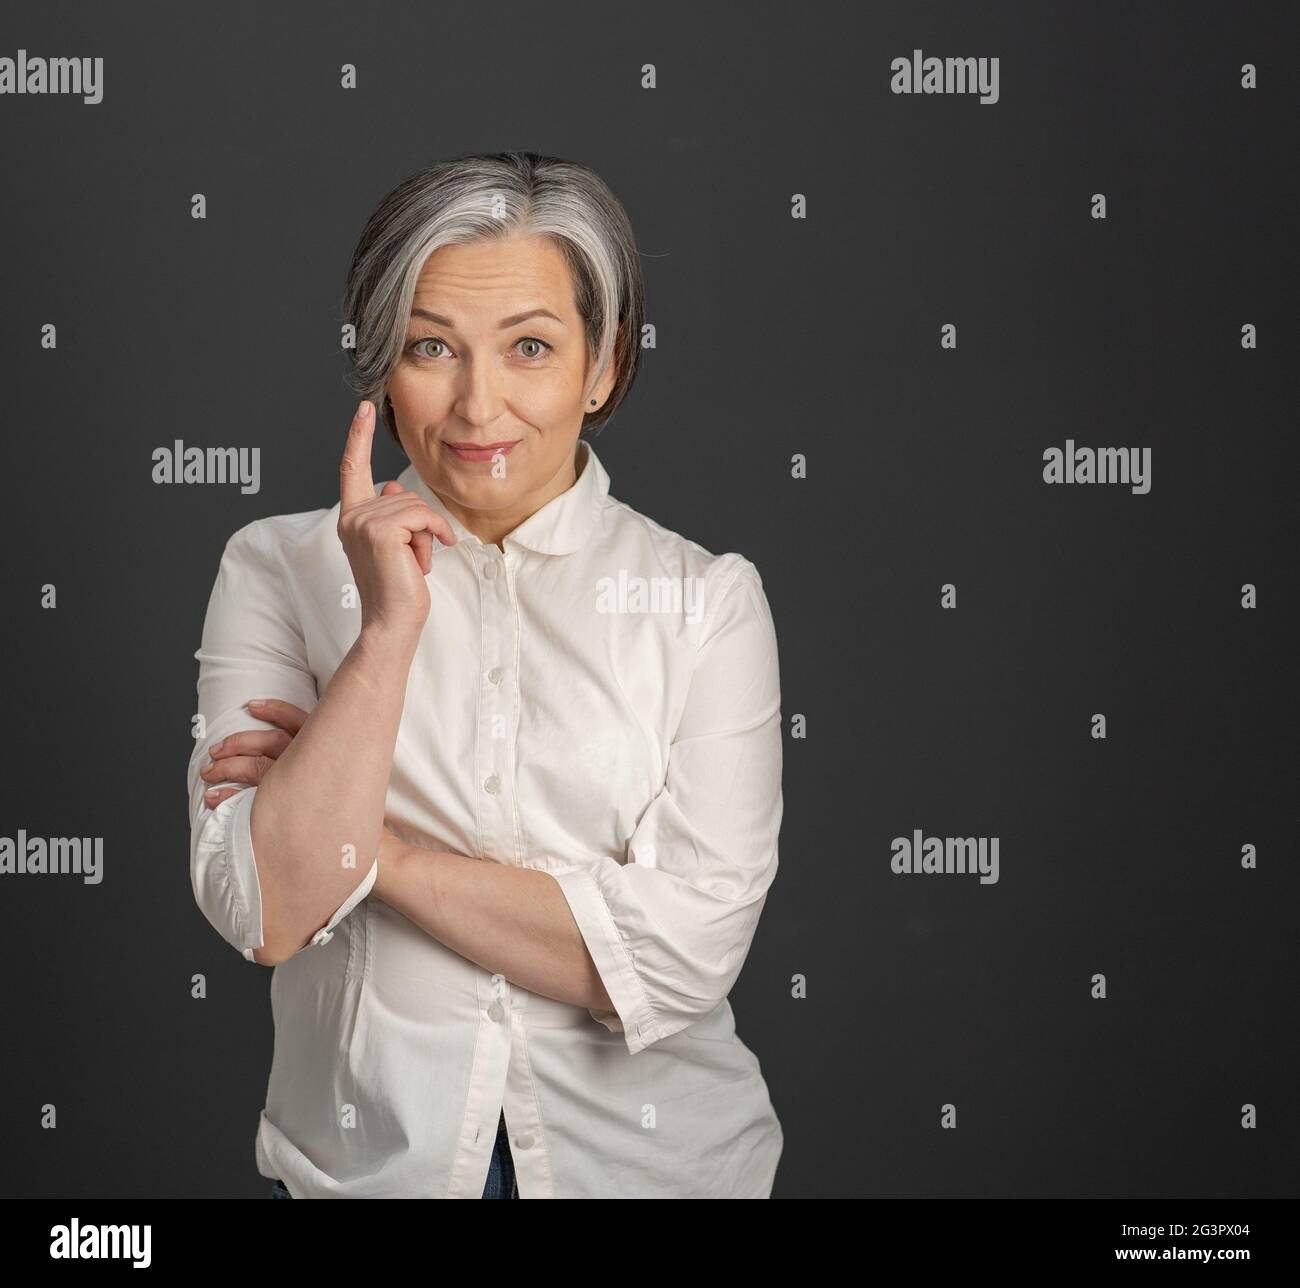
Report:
397,439,610,556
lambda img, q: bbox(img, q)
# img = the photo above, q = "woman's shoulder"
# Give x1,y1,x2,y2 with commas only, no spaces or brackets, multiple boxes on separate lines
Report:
597,493,767,619
214,501,342,576
224,496,348,551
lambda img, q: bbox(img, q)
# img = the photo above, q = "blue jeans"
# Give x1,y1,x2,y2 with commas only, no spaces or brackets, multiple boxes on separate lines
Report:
269,1112,518,1199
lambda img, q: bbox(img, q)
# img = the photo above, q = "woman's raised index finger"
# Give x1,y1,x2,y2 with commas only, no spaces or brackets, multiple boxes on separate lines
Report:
340,400,376,510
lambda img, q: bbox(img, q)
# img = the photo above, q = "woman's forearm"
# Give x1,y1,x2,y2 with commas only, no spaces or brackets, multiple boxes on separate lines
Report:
374,835,615,1014
249,624,420,964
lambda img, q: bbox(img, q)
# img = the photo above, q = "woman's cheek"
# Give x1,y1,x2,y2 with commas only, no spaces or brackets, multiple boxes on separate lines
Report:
526,367,586,416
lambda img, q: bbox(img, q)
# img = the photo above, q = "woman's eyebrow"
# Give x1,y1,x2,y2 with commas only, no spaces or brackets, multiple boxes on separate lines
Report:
409,307,563,328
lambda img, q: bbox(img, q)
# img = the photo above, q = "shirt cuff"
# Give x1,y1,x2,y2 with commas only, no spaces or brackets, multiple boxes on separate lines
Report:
549,865,664,1055
193,787,264,962
307,857,379,949
196,788,378,963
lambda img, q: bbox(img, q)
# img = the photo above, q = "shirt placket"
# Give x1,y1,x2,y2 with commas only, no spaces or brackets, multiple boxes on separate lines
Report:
475,546,513,866
446,541,529,1197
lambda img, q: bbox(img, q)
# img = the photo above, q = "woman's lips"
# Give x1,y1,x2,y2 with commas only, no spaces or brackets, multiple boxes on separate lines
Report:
442,440,521,463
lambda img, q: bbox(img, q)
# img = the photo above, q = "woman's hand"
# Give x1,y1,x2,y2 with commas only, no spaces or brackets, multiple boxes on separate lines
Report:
200,698,309,809
338,399,456,639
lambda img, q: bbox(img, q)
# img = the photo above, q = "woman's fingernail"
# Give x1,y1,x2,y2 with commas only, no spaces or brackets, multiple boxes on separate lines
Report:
211,739,225,755
204,787,219,798
246,699,264,708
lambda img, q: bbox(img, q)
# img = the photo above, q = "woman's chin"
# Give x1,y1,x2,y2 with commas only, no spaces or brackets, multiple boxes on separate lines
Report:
427,470,525,511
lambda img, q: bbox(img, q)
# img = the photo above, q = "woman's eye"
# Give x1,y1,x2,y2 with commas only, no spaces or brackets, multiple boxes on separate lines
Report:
407,337,551,361
409,337,448,360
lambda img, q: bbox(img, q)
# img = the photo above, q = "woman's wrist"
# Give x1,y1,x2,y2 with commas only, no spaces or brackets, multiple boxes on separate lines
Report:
355,617,424,659
345,622,424,699
374,828,409,904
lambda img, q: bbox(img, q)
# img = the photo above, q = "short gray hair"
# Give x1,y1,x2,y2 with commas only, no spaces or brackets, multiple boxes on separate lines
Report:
341,151,645,441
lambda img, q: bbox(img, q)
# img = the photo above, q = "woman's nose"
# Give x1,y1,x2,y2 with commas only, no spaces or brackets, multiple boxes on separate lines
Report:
451,360,506,422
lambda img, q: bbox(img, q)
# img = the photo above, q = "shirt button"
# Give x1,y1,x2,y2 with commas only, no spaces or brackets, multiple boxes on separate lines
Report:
514,1134,535,1150
487,1000,506,1022
487,666,503,684
482,561,500,580
484,774,500,795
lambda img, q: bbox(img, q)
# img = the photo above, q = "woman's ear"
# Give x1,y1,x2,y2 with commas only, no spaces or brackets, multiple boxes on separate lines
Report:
592,325,625,406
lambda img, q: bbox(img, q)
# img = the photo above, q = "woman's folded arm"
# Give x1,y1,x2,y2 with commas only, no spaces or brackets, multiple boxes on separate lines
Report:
364,561,784,1053
188,519,405,966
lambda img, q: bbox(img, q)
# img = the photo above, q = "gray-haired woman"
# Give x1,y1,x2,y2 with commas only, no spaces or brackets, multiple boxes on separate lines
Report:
188,151,785,1199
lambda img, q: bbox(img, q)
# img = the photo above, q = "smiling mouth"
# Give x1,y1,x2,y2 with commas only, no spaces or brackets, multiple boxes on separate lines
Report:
442,440,521,461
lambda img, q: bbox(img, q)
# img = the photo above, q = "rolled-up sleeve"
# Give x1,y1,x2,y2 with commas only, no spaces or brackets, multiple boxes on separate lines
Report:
187,521,377,962
550,560,783,1054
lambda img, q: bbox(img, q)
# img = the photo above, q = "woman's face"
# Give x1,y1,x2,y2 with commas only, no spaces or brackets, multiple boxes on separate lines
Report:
386,233,615,539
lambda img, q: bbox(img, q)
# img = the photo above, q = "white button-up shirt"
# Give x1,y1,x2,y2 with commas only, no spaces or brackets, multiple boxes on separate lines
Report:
187,440,785,1198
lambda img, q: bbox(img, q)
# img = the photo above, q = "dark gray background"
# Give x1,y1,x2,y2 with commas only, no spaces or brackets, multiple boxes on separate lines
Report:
1,0,1296,1199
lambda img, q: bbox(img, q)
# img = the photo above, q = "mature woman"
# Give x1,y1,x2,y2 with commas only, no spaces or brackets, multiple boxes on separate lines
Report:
186,151,785,1199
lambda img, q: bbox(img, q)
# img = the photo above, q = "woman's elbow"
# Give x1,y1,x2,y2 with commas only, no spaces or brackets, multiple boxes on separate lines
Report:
249,919,309,967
